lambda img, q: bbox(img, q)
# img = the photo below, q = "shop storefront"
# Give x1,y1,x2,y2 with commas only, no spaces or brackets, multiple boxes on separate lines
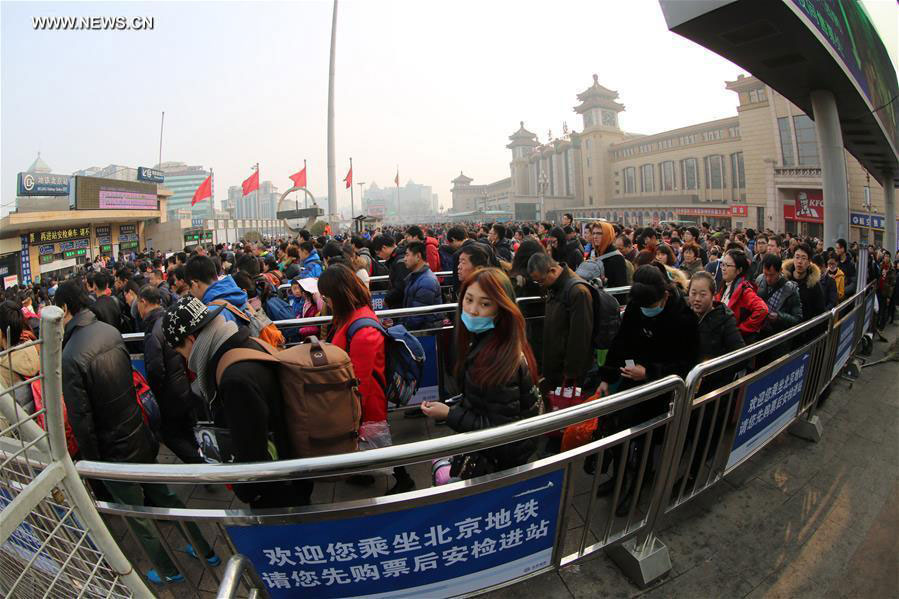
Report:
783,189,823,238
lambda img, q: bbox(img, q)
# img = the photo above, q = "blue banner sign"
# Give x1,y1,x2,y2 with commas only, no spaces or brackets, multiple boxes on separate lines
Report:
370,290,387,311
850,212,885,230
39,244,55,256
409,334,439,405
727,351,810,470
17,172,70,196
19,235,32,286
227,469,563,599
831,312,857,378
137,166,164,183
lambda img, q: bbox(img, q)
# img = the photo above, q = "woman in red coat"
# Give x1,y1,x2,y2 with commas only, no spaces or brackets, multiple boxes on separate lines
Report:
319,264,415,494
715,249,768,343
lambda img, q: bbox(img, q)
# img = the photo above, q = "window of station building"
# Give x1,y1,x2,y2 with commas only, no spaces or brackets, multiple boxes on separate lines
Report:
680,134,696,146
704,155,725,189
730,152,745,188
680,158,698,190
623,167,636,194
585,139,592,153
793,115,819,166
640,164,654,193
702,129,723,142
747,88,767,103
777,117,795,166
660,160,676,191
587,176,592,187
728,126,740,138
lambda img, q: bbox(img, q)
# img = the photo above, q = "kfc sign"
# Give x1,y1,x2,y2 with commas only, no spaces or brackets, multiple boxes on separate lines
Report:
783,190,823,223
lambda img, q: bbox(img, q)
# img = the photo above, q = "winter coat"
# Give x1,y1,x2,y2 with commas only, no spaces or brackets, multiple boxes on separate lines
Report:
0,341,40,416
438,244,456,273
877,265,896,300
756,275,803,335
783,260,826,322
403,266,443,330
681,259,704,279
298,296,323,339
828,268,845,301
446,330,540,470
425,237,442,274
156,282,174,307
558,240,584,271
201,276,249,325
142,307,197,430
204,327,311,508
60,309,157,463
385,244,410,309
493,239,513,263
299,251,324,279
91,294,124,331
838,255,856,291
601,292,699,391
598,251,630,289
696,302,745,362
542,266,594,387
328,306,388,423
715,276,768,342
820,273,838,310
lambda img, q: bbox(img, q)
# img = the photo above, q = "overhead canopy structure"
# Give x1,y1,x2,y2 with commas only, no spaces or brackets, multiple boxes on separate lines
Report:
658,0,897,183
659,0,897,252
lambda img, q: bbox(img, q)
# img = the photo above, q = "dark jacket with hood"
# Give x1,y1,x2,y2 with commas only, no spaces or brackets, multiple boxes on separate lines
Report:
601,292,699,392
696,302,745,362
386,244,410,308
542,265,594,387
446,330,540,470
91,293,124,332
783,260,826,322
142,307,198,429
61,309,157,462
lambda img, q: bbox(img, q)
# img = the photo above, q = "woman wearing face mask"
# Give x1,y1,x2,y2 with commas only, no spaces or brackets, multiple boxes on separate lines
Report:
421,268,541,478
598,262,699,398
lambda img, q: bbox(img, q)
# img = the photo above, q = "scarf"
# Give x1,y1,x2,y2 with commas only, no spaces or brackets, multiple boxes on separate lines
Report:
188,315,239,402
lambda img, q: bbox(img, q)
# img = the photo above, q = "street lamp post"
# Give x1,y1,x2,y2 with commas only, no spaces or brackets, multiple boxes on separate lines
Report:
355,181,365,234
538,171,548,222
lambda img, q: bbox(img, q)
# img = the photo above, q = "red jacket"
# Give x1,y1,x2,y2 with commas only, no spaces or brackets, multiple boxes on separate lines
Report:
329,306,387,422
425,237,441,274
715,277,768,338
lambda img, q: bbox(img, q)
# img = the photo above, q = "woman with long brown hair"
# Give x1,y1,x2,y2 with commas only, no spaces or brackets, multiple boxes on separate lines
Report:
421,267,541,479
318,263,414,493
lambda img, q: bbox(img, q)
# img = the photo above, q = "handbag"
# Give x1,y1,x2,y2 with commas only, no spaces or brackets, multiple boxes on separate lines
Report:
449,452,497,480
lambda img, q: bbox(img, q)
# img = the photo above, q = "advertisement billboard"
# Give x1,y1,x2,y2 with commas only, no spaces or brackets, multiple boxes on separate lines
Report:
787,0,899,155
783,190,824,223
73,176,158,210
136,166,164,183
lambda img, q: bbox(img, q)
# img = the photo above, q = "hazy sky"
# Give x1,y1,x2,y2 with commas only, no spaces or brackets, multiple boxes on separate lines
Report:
2,0,896,217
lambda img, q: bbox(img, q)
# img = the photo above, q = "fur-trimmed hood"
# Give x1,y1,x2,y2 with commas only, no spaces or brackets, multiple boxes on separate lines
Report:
782,259,821,288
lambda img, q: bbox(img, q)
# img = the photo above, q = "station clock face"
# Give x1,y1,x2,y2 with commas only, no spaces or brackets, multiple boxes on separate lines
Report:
602,110,617,127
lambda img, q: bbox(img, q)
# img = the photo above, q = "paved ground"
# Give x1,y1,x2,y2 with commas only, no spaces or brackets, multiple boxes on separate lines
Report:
100,325,899,598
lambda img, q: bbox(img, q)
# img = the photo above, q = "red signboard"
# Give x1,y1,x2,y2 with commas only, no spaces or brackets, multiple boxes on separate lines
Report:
676,207,730,217
783,190,823,223
730,205,748,217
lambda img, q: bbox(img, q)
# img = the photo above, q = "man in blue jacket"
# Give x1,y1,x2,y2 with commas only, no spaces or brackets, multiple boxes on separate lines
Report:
402,241,443,330
185,255,248,325
298,241,324,278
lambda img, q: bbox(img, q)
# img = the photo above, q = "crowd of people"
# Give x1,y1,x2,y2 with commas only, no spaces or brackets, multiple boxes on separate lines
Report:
1,214,897,585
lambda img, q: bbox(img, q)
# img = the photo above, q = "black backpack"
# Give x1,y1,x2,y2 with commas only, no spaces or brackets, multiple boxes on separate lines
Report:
560,276,621,350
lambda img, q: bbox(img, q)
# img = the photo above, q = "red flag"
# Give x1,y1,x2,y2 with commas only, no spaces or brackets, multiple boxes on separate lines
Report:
394,170,399,186
191,175,212,206
344,166,353,189
241,169,259,196
289,166,307,188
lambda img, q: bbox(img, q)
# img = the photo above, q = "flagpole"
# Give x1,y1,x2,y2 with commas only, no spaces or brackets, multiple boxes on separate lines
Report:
396,164,399,221
209,167,214,223
157,111,164,168
327,0,339,225
349,157,354,232
255,162,260,222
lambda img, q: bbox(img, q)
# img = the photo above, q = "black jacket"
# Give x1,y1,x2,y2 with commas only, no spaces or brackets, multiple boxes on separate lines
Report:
61,310,157,463
601,292,699,390
206,328,312,509
493,239,513,263
756,275,803,335
599,251,629,289
91,294,123,331
386,244,410,309
142,307,198,428
542,266,594,387
697,302,745,362
556,240,584,271
446,330,540,470
820,274,838,310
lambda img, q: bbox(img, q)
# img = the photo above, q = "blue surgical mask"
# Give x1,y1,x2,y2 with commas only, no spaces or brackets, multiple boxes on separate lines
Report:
641,305,664,318
461,311,495,333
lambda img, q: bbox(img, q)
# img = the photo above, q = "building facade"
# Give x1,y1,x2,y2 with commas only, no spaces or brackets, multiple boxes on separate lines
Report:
156,161,214,218
452,74,895,246
363,180,438,221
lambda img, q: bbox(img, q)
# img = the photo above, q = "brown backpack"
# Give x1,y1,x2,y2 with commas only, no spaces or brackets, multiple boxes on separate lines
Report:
214,337,361,458
210,299,286,349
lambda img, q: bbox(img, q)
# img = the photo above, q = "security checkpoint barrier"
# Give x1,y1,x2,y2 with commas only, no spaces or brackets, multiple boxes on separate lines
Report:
1,278,883,598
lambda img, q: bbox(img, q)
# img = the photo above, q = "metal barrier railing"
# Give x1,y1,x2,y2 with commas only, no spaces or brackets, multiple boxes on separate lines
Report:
9,276,883,596
217,554,266,599
0,307,151,598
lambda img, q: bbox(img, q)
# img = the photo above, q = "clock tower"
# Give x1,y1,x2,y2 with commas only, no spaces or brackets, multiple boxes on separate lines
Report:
573,75,627,208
